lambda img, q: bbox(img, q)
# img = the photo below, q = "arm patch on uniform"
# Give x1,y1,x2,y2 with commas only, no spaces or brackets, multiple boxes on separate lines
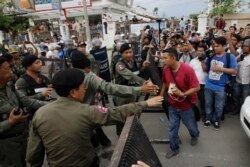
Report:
118,64,125,71
98,106,108,113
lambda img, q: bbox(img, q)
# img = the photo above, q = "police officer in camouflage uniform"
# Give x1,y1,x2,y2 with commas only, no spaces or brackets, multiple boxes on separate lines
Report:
0,57,46,167
15,55,52,119
8,45,25,78
26,69,163,167
114,43,150,135
71,50,159,146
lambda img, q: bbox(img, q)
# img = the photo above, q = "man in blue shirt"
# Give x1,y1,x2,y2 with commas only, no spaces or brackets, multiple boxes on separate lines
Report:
203,37,237,129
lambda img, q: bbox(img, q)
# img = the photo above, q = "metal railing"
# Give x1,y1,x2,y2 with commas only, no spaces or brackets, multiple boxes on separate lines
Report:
109,115,162,167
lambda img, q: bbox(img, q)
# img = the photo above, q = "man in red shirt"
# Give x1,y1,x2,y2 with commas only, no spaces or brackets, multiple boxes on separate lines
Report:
160,48,200,159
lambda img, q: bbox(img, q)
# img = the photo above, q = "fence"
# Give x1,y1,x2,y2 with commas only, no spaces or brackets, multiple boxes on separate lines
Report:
109,115,162,167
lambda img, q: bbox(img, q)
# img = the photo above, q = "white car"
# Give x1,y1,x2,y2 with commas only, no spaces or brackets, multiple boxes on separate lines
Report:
240,96,250,139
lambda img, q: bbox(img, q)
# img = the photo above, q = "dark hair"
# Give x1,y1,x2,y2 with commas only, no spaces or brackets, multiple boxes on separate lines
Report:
229,26,237,31
0,57,7,67
220,14,223,17
214,36,227,46
2,53,13,62
231,34,241,42
71,50,91,69
162,48,179,60
197,44,207,51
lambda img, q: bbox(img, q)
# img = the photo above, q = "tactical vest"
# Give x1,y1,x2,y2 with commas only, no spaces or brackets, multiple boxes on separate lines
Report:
21,74,51,96
115,59,140,86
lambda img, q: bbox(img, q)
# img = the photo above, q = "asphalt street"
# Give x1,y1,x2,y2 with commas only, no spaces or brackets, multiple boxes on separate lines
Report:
101,112,250,167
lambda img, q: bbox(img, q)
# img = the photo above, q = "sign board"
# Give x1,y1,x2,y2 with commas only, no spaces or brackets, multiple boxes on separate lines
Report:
34,0,92,11
130,22,167,36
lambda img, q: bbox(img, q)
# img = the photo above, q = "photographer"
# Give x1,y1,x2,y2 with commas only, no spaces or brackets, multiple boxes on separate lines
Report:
0,57,45,167
189,45,208,121
15,55,51,119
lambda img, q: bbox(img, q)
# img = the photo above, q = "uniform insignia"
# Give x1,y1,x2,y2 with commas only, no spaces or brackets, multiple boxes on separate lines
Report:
92,72,103,81
98,106,108,113
118,64,125,71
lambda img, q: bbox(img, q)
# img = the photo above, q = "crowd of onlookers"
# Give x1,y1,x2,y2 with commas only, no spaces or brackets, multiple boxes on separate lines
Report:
0,13,250,166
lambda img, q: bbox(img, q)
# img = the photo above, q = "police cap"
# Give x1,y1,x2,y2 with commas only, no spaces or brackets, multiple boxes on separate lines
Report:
120,43,132,54
52,69,85,97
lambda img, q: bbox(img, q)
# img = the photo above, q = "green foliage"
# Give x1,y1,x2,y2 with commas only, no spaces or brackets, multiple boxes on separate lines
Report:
0,13,14,32
0,1,30,38
189,13,199,20
209,0,240,16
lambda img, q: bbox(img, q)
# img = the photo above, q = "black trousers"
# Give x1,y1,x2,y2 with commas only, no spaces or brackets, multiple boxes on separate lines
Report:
90,156,100,167
91,127,111,147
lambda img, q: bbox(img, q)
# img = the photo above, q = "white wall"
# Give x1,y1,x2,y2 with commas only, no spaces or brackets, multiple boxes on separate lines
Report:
198,13,208,36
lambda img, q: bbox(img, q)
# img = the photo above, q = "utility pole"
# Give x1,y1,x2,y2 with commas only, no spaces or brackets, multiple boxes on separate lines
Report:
83,0,91,49
58,0,69,40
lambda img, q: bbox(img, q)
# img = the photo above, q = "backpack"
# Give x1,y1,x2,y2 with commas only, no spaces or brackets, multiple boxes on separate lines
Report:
178,53,193,62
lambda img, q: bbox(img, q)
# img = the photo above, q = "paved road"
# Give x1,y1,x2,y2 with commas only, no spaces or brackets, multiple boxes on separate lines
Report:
101,112,250,167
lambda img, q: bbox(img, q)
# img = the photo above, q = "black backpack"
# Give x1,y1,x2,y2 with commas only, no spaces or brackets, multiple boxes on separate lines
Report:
178,53,193,62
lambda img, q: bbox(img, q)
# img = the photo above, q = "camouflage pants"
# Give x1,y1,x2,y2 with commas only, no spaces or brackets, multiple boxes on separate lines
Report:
0,134,27,167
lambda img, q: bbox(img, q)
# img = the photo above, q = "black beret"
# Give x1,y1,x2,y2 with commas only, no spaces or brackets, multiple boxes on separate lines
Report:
71,50,90,69
2,53,13,62
22,55,38,68
120,43,132,54
52,69,85,97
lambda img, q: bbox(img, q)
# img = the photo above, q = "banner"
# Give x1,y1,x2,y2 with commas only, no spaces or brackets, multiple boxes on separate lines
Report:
34,0,92,11
90,47,111,82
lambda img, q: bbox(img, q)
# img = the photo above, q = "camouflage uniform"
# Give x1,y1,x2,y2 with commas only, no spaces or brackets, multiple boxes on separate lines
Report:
114,58,145,135
79,69,142,104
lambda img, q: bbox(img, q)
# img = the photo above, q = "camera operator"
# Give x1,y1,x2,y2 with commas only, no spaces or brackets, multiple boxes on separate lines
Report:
189,45,208,121
0,57,46,167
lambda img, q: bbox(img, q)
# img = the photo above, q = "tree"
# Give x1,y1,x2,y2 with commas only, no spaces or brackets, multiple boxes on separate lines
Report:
209,0,241,16
0,0,30,40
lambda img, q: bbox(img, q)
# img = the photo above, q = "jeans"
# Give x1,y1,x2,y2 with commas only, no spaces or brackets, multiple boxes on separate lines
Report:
168,106,199,152
205,88,226,122
233,82,250,113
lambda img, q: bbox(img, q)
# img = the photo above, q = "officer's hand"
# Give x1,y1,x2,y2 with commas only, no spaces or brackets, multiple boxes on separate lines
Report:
132,161,150,167
146,96,163,107
42,88,53,97
8,109,29,126
141,82,159,94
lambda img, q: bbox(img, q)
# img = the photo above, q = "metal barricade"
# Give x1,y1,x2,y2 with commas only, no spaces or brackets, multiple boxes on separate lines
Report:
109,115,162,167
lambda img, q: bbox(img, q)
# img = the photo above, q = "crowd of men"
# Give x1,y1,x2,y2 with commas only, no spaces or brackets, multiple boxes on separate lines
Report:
0,19,250,166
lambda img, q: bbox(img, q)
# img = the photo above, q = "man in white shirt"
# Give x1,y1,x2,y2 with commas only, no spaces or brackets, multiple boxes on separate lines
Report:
190,45,208,121
46,45,58,79
232,39,250,114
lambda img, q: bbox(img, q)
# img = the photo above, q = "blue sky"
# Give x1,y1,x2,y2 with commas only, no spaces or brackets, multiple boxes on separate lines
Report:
134,0,208,18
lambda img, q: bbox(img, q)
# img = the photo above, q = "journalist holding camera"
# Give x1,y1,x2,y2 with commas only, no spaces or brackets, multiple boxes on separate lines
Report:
0,56,46,167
